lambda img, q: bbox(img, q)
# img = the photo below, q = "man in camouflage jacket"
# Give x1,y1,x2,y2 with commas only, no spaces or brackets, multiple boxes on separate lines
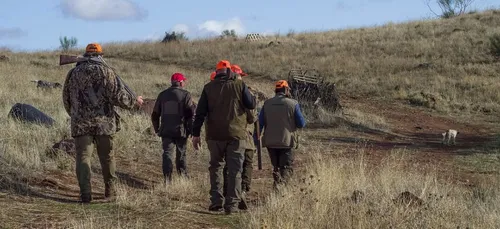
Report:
62,43,144,203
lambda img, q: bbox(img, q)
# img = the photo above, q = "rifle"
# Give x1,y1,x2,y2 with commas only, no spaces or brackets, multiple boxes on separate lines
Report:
59,54,137,98
254,118,263,170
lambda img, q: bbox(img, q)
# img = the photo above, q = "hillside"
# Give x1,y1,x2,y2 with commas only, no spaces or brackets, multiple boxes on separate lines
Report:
0,9,500,229
101,9,500,115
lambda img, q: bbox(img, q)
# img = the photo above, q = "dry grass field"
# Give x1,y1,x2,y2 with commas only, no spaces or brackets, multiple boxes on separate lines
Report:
1,9,500,229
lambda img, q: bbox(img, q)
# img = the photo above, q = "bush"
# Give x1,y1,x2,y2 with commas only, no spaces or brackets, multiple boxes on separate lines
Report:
425,0,476,18
161,31,188,43
59,36,77,52
489,33,500,57
220,29,237,39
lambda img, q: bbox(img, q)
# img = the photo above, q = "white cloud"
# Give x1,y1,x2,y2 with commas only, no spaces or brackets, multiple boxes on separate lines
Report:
172,24,189,34
60,0,147,21
0,28,26,39
198,17,244,35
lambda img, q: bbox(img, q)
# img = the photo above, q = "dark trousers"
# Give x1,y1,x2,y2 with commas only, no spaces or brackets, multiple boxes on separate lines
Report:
267,147,294,187
74,135,116,199
223,148,255,195
161,137,188,181
207,140,245,211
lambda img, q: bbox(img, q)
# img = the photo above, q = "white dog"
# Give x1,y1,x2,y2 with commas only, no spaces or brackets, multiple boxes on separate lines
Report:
441,129,459,145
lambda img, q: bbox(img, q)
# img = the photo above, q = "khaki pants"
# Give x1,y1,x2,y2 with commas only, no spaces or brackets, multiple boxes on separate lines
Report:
207,140,245,211
75,135,116,199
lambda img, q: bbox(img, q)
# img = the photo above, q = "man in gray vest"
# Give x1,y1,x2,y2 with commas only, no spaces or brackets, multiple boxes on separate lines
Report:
257,80,306,189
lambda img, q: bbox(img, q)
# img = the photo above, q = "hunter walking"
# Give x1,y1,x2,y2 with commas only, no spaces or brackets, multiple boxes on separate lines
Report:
62,43,144,203
222,64,258,210
257,80,306,189
151,73,196,183
192,60,257,214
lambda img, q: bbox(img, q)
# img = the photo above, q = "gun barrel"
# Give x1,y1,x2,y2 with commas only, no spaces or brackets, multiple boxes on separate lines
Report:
255,120,263,170
59,55,87,66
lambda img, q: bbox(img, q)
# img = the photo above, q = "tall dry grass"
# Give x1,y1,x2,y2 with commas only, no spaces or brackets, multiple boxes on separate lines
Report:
242,148,500,229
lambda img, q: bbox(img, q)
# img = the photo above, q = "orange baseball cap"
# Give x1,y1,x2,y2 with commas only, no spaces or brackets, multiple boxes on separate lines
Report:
216,60,231,70
210,71,216,81
85,43,103,53
231,64,248,76
275,80,289,89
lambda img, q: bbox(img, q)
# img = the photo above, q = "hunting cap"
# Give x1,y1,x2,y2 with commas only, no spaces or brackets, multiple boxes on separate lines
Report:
210,71,216,81
85,43,103,54
275,80,289,89
171,72,186,82
231,64,248,76
216,60,231,70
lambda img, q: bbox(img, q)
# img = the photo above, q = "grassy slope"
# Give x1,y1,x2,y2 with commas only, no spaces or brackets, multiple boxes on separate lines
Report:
0,9,499,229
101,9,500,114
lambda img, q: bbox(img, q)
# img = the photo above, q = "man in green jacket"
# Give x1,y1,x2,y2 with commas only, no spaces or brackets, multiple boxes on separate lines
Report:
257,80,306,189
192,60,256,214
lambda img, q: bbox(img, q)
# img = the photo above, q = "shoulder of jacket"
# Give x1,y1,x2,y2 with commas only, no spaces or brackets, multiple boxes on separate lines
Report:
283,97,299,106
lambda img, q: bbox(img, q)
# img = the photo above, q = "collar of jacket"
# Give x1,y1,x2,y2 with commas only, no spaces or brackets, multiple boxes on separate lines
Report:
214,72,232,81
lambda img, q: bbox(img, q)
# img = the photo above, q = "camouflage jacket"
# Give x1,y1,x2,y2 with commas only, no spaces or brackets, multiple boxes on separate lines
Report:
62,59,136,137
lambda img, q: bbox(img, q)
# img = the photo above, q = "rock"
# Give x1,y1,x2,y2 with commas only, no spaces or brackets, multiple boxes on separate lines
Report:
0,55,9,62
415,62,434,69
393,191,424,207
51,138,76,157
8,103,55,127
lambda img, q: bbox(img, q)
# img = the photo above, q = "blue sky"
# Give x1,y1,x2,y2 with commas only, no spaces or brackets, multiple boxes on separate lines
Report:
0,0,498,52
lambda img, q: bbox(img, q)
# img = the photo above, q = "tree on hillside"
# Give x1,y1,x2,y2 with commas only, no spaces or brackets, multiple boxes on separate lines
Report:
161,31,188,43
59,36,77,52
220,29,237,39
425,0,476,18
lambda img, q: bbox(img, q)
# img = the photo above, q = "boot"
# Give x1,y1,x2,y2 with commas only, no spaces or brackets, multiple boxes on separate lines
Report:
80,193,92,204
238,191,249,210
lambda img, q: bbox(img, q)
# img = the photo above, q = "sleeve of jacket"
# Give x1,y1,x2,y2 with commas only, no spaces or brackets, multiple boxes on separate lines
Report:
62,69,73,115
151,94,162,133
241,83,256,110
184,92,196,136
254,107,266,140
258,107,265,132
192,89,208,137
294,103,306,128
104,67,136,110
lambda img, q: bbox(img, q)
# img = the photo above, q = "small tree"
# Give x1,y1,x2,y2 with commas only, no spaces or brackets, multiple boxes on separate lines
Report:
425,0,476,18
220,29,237,39
59,36,77,52
489,33,500,58
162,31,188,43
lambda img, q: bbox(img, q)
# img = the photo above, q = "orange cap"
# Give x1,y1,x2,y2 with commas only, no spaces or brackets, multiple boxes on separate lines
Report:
216,60,231,70
275,80,289,89
210,71,216,81
231,64,248,76
85,43,103,53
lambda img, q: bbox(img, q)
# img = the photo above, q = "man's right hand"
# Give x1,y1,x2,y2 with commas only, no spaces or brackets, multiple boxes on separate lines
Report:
136,96,144,106
192,136,201,150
